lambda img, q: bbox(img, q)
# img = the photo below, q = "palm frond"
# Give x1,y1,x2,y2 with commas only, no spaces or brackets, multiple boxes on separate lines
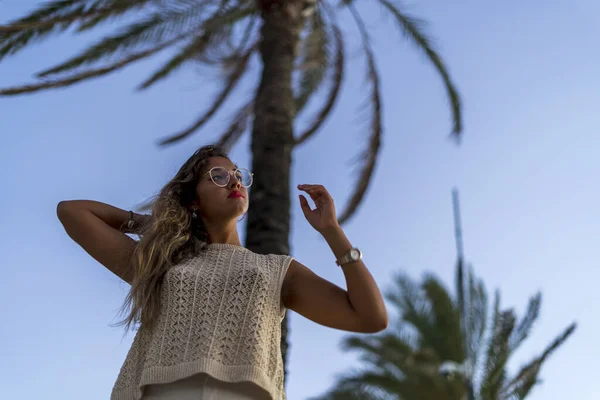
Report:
35,7,206,77
344,367,461,400
342,332,414,371
75,0,158,32
422,275,464,361
308,378,389,400
501,358,541,400
195,4,258,49
467,266,488,369
137,32,213,90
295,8,328,114
158,46,255,146
385,273,422,315
0,0,150,60
480,292,515,400
536,322,576,364
0,35,182,96
336,5,382,225
506,372,539,400
502,323,576,399
202,10,258,64
387,274,445,353
0,0,86,54
339,371,403,399
215,99,254,152
295,18,344,145
0,4,102,32
378,0,462,136
134,5,257,91
508,293,541,353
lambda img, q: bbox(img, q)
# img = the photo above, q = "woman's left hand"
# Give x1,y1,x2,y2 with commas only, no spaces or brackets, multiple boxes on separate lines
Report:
298,184,340,234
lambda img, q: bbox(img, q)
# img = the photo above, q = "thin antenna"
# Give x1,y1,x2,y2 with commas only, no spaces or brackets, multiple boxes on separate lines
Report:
452,187,475,400
452,187,464,260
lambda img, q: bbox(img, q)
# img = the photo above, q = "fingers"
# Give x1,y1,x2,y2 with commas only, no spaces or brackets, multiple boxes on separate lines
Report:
297,184,331,201
299,194,312,214
298,184,324,190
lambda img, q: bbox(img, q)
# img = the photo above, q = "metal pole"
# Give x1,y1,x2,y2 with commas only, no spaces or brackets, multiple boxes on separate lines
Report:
452,189,475,400
452,188,464,261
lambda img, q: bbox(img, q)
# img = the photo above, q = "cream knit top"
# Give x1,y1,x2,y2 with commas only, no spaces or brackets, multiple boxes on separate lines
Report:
110,243,293,400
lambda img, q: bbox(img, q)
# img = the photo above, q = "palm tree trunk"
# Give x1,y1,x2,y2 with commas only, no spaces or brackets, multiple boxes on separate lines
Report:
245,0,304,385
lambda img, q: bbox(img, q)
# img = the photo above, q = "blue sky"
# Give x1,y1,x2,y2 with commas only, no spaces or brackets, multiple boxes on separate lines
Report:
1,1,599,399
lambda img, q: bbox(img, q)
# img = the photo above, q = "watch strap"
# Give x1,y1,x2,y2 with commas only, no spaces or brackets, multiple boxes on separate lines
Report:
336,247,361,266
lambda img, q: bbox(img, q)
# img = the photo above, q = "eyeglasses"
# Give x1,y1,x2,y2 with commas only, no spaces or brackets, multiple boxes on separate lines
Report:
202,167,254,188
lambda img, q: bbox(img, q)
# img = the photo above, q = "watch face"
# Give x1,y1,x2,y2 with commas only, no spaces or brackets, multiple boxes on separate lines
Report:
350,249,360,260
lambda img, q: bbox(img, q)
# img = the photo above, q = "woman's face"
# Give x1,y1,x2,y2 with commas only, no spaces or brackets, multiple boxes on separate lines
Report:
194,156,249,221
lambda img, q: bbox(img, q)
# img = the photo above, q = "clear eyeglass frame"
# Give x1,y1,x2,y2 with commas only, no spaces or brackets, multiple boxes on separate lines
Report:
201,166,254,188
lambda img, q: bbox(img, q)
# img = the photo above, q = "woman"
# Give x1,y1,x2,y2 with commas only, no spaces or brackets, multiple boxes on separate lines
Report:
57,145,388,400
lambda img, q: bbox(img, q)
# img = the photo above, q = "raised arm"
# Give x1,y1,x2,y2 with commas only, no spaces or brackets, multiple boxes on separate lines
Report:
281,184,388,334
56,200,149,284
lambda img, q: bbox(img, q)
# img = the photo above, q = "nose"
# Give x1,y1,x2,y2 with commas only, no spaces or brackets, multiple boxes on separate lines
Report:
229,173,242,189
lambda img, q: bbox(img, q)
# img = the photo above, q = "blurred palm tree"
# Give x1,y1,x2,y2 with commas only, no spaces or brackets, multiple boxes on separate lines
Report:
311,190,576,400
0,0,462,380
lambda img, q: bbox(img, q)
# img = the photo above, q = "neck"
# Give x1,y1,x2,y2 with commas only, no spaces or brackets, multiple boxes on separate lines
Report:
202,217,242,246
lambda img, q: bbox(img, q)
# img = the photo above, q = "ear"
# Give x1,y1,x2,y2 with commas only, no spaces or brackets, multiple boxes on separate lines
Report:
188,199,200,212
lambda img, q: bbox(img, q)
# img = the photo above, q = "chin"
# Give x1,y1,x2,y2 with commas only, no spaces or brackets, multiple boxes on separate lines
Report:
223,203,247,220
236,207,248,219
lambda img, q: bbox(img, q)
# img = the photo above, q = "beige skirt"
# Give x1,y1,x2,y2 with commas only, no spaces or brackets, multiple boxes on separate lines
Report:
142,373,272,400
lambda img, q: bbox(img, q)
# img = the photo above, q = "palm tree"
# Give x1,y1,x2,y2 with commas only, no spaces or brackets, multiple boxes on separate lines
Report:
311,191,576,400
311,265,576,400
0,0,462,380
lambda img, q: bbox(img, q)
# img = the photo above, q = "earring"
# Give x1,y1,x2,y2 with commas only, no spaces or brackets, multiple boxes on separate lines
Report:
192,210,198,218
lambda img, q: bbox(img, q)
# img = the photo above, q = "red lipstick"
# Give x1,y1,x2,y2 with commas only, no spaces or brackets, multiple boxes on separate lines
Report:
228,190,243,199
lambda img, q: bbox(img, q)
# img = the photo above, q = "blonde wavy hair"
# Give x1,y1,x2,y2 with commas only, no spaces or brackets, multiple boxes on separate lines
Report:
116,145,230,332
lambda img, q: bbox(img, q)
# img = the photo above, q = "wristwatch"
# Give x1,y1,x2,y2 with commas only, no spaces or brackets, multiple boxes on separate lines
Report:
336,247,362,266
